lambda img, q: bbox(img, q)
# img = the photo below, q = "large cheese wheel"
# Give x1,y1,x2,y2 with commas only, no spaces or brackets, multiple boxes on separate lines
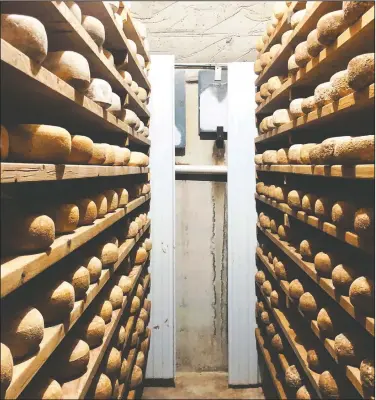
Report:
270,44,281,59
1,125,9,160
109,285,123,309
46,203,79,233
103,347,121,377
349,276,374,314
131,81,139,95
276,148,289,164
91,194,108,218
101,143,115,166
122,109,139,127
317,308,337,338
289,98,304,119
93,373,112,399
288,144,303,164
331,201,356,228
128,152,149,166
315,196,334,220
343,1,374,25
56,339,90,380
319,371,340,399
1,343,13,394
107,93,121,114
69,266,90,300
288,54,300,74
83,315,105,348
116,326,126,349
299,238,319,261
291,10,306,29
1,14,48,63
143,238,152,251
130,365,143,389
317,10,347,46
332,264,357,293
8,124,71,163
300,143,317,164
285,365,302,389
97,300,113,323
274,187,288,203
66,2,82,23
37,281,75,324
136,351,145,368
113,145,124,166
30,378,63,400
2,307,44,360
135,247,148,264
296,385,312,399
262,150,277,165
307,29,324,57
97,242,118,266
347,53,375,91
43,51,90,91
334,332,363,366
120,147,131,165
131,296,141,315
268,76,284,94
119,69,132,84
318,136,352,164
281,30,293,45
76,198,98,225
299,292,318,318
265,116,275,131
67,135,94,164
295,41,311,67
289,279,304,300
137,87,148,103
360,359,375,390
254,59,263,75
301,96,317,114
260,52,272,69
330,70,352,100
314,82,335,107
119,359,129,382
82,15,105,47
126,221,140,238
88,143,107,165
114,188,129,208
273,109,292,126
85,79,112,109
102,190,119,212
254,154,263,165
273,3,287,19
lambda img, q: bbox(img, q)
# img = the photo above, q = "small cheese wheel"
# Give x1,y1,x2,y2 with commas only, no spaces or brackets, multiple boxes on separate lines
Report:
354,207,374,236
332,264,357,293
307,28,324,57
107,93,121,114
30,378,63,400
131,332,138,348
278,225,291,241
101,48,114,66
88,143,107,165
315,197,334,220
255,92,263,105
349,276,374,314
287,189,303,209
289,279,304,300
266,23,275,37
76,198,98,226
131,81,139,95
288,54,300,74
96,242,118,266
116,275,132,295
37,281,75,324
273,109,292,126
301,193,318,214
256,182,265,194
116,325,126,349
113,145,125,166
331,201,356,228
130,365,143,389
317,308,337,338
129,152,149,166
254,154,263,165
262,150,277,165
273,2,288,19
260,82,271,98
275,261,288,280
307,349,322,373
271,14,279,27
101,143,115,166
113,188,128,208
43,51,91,91
270,219,278,233
276,148,289,164
266,323,276,338
126,221,140,238
274,187,288,203
119,69,132,85
91,194,107,218
103,347,121,377
1,14,48,63
261,280,273,296
135,216,143,230
122,109,139,128
8,124,71,163
93,373,112,399
301,96,317,114
288,144,303,164
285,365,302,389
97,300,113,323
314,82,335,108
120,147,131,165
317,10,347,46
256,301,265,316
300,143,317,164
289,98,304,119
360,359,375,390
299,238,319,261
1,343,13,393
270,44,281,58
135,247,148,264
85,78,112,109
295,41,311,67
268,76,284,94
281,30,293,45
343,1,374,25
334,135,375,165
69,266,90,300
46,203,79,233
108,285,123,309
138,87,148,103
260,214,271,229
131,296,141,315
83,315,105,348
139,308,149,323
299,292,318,318
103,190,119,212
136,284,144,298
319,371,340,399
334,332,364,366
268,185,276,199
119,358,129,382
330,70,352,100
66,2,82,23
296,386,312,400
271,334,284,353
82,15,105,47
270,290,280,308
260,311,270,326
1,125,9,160
254,59,263,75
68,135,94,164
136,318,145,335
260,52,272,68
291,9,306,29
136,351,145,368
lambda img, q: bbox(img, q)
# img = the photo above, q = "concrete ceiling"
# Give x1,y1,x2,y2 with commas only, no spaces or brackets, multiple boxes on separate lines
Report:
130,1,274,63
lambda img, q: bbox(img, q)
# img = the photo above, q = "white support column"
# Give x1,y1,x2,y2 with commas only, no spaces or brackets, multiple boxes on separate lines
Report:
227,62,259,385
146,55,176,379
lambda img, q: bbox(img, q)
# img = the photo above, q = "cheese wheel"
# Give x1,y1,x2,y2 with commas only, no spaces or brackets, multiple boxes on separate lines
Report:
319,371,340,399
109,285,123,309
143,238,152,251
85,79,112,109
8,124,71,163
67,135,94,164
299,292,318,318
83,315,105,348
260,52,272,69
266,116,275,131
307,349,322,373
266,23,275,37
97,300,113,323
1,14,48,63
317,10,347,46
299,238,319,261
138,87,148,103
131,296,141,315
119,69,132,84
262,150,277,164
317,308,337,338
96,243,118,266
91,194,108,218
288,144,303,164
268,76,284,93
270,44,281,58
278,225,291,241
343,1,374,25
291,10,306,28
46,203,79,233
360,359,375,390
307,28,324,57
262,33,269,44
37,281,75,324
260,83,271,98
281,30,293,45
254,59,263,75
116,325,126,349
119,358,129,383
115,275,132,295
276,148,289,164
131,81,139,95
66,2,82,23
131,332,138,348
107,93,121,114
30,378,63,400
69,266,90,299
300,143,317,164
113,145,125,166
261,280,273,296
273,2,288,19
135,247,148,264
136,284,144,298
136,318,145,335
314,82,335,107
101,48,114,66
256,301,265,316
139,308,149,324
103,190,119,212
113,188,128,208
332,264,357,293
270,290,280,308
255,37,264,52
101,143,115,166
289,279,304,300
43,51,91,91
330,70,352,100
93,373,112,399
103,347,121,377
128,39,137,53
288,54,300,74
88,143,107,165
331,201,356,228
301,96,317,114
126,221,139,238
354,207,374,236
315,197,334,219
1,343,13,393
76,198,97,225
266,323,276,338
256,182,265,195
82,15,105,47
318,136,352,164
1,125,9,160
273,109,292,126
296,386,312,400
136,351,145,368
271,14,279,28
289,98,304,119
275,260,288,280
274,187,288,203
335,135,375,165
137,54,145,68
130,365,143,389
255,155,263,165
285,365,302,389
302,194,318,214
287,189,303,209
129,152,149,166
143,127,150,138
259,214,271,229
295,41,311,67
334,332,363,366
112,379,120,399
349,276,374,314
262,312,272,327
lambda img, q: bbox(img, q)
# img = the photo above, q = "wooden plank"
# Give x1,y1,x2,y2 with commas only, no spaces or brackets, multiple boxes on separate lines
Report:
1,163,149,184
257,225,375,336
256,164,375,180
1,39,150,146
255,328,288,400
1,194,151,298
255,84,375,143
255,194,374,254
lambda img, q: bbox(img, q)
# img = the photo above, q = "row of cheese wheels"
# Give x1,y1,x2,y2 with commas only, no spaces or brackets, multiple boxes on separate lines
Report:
256,182,374,238
0,124,150,165
255,135,375,166
2,184,150,255
257,52,375,128
0,241,151,398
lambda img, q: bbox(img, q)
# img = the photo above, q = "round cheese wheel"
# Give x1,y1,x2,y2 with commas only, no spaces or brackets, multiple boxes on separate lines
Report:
128,39,137,53
349,276,374,314
119,358,129,382
275,261,288,280
288,144,303,164
126,221,140,238
332,264,357,293
299,238,318,261
135,247,148,264
113,188,128,208
289,98,304,119
288,54,300,74
1,125,9,160
107,93,121,115
66,2,82,23
136,351,145,368
260,83,270,98
131,296,141,315
296,386,312,400
43,51,91,91
281,30,293,45
307,28,324,57
88,143,107,165
261,280,273,296
299,292,318,318
315,197,334,220
266,23,275,37
270,44,281,58
82,15,105,47
259,214,271,229
285,365,302,389
360,359,375,390
301,96,317,114
331,201,356,228
354,207,374,236
130,365,143,389
254,59,263,75
330,70,352,101
129,152,149,167
115,275,132,295
30,378,63,400
136,284,144,298
101,144,115,166
83,315,105,348
256,270,267,285
137,54,145,68
131,81,139,95
317,308,337,338
262,33,269,44
103,347,121,377
138,87,148,103
103,190,119,212
291,10,306,29
116,325,126,349
76,198,98,226
260,52,272,69
256,37,264,52
273,3,287,19
317,136,352,164
93,373,112,399
314,252,337,277
289,279,304,300
271,14,279,28
256,301,265,316
270,290,280,308
0,343,13,393
335,332,363,366
69,266,90,300
319,371,339,399
55,339,90,380
91,194,108,218
300,143,317,164
334,135,375,165
1,14,48,63
302,193,318,214
140,337,149,353
278,225,291,241
307,349,322,373
266,323,276,338
131,332,138,348
343,1,374,25
287,189,303,209
46,203,79,233
37,281,74,325
143,238,152,252
276,148,288,165
256,182,265,195
274,187,288,203
8,124,71,163
295,41,311,67
109,285,123,309
122,109,139,128
119,69,132,85
68,135,94,164
255,155,263,165
314,82,335,108
85,79,112,109
139,308,149,324
268,76,284,94
265,116,275,131
262,150,278,165
113,145,125,166
136,318,145,335
273,109,292,126
317,10,347,46
97,300,113,323
97,242,119,266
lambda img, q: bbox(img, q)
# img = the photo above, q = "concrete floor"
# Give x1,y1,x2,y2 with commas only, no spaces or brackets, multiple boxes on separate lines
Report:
143,372,265,399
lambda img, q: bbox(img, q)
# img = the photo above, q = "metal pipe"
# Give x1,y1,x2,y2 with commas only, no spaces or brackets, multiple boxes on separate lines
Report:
175,165,227,175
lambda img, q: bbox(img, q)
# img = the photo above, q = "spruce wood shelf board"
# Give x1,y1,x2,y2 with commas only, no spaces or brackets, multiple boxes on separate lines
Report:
257,225,375,336
1,194,151,298
256,7,375,114
0,1,149,119
79,2,151,91
255,84,375,143
255,194,374,254
0,39,150,146
1,164,149,184
256,164,375,180
255,328,288,400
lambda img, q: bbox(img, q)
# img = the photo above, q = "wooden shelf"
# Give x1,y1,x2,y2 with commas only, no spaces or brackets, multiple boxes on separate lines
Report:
0,1,149,119
5,223,150,400
256,1,342,86
255,84,375,143
79,2,151,91
0,39,150,146
256,7,375,115
1,193,151,298
256,164,375,180
255,194,374,254
257,225,375,336
1,163,149,184
255,328,288,400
